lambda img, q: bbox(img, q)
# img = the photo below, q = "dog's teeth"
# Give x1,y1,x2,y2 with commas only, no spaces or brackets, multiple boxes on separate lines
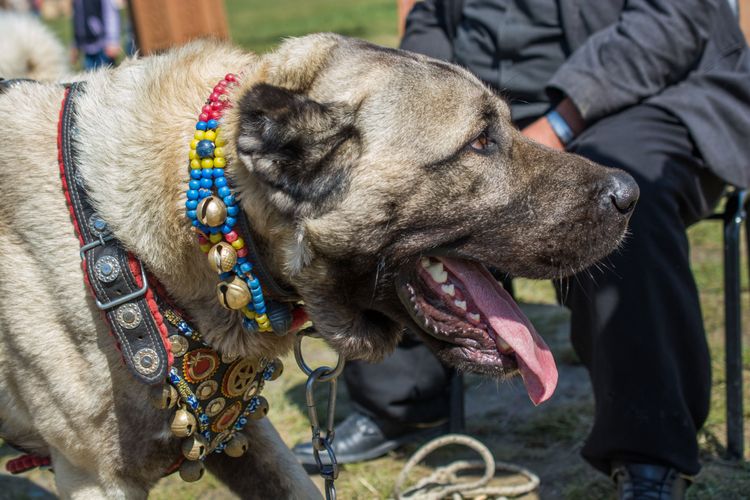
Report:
468,312,480,323
441,284,455,297
420,257,431,269
427,263,447,283
454,300,467,311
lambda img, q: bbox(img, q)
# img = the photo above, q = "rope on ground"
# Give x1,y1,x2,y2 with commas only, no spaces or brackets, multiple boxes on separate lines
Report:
393,434,540,500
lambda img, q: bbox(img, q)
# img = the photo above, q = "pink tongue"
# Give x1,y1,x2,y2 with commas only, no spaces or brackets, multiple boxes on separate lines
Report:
440,258,558,405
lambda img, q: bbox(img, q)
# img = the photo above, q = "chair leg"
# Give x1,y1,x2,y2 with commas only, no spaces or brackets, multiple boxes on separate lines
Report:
448,371,465,433
723,192,745,461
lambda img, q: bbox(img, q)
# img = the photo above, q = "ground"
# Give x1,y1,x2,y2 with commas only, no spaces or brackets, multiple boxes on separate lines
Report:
1,1,748,498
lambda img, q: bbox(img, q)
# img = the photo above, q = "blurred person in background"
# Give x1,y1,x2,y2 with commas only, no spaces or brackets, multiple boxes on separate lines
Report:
71,0,121,69
293,0,750,498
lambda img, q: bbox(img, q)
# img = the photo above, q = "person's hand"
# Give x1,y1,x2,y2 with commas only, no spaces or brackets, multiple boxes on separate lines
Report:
70,47,79,65
521,116,564,151
104,44,122,60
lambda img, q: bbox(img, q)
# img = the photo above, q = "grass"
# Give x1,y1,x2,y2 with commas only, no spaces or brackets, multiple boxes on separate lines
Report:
1,2,746,498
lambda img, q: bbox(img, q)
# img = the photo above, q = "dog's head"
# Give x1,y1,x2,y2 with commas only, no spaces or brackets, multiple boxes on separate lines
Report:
225,34,638,404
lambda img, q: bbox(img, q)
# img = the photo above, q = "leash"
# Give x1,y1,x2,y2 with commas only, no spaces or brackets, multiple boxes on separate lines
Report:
294,330,345,500
394,434,540,500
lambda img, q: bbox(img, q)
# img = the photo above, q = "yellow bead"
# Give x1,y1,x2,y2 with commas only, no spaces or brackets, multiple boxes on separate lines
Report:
209,232,223,243
190,159,201,169
215,135,226,147
214,147,225,158
256,314,268,324
231,237,244,250
189,149,197,160
214,157,227,169
190,139,199,150
241,307,256,319
201,158,214,169
205,130,217,141
199,243,211,253
194,130,205,141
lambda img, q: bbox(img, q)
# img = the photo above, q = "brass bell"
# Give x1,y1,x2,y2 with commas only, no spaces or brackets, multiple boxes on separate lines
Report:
181,434,208,461
266,358,284,381
208,241,237,273
170,408,197,437
149,384,179,410
224,432,249,458
216,276,251,310
179,459,205,482
196,195,227,227
249,396,269,420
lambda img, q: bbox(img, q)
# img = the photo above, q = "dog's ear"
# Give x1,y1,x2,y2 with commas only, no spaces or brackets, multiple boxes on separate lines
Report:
235,83,361,218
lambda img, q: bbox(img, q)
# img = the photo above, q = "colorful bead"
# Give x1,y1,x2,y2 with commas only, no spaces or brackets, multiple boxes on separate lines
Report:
205,130,217,142
202,168,214,179
196,140,215,158
214,147,225,158
227,205,239,216
200,178,213,189
190,159,201,169
239,262,252,274
194,130,206,141
199,243,211,253
187,190,199,200
213,168,225,178
224,231,238,243
199,112,210,122
215,136,226,147
214,157,227,169
223,194,236,206
190,169,202,179
209,233,223,244
189,180,201,190
201,158,214,169
214,177,227,188
186,200,198,210
236,247,249,258
189,149,197,160
231,237,244,250
196,121,208,131
190,139,199,150
218,186,231,198
207,119,219,129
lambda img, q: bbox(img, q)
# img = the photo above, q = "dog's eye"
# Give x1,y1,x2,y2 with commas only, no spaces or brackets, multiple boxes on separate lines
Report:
469,131,495,153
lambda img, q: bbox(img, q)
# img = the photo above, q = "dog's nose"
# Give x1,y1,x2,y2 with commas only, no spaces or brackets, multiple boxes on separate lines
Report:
603,171,639,215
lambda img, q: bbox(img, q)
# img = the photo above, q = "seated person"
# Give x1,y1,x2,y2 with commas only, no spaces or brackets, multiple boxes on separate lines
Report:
294,0,750,498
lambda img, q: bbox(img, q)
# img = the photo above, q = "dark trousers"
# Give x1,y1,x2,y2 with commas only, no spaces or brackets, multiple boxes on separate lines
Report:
343,104,725,475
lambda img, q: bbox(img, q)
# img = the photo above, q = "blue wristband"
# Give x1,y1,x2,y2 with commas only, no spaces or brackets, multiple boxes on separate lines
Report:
546,109,575,145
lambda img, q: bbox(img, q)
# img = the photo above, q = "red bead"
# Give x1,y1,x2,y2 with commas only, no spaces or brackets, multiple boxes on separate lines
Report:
199,113,210,122
209,92,220,102
210,101,223,111
237,247,248,258
217,80,227,88
225,74,236,82
213,86,226,94
198,236,208,244
225,230,238,242
209,110,222,120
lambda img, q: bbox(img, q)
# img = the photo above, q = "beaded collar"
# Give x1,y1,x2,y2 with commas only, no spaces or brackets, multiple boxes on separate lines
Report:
184,74,302,335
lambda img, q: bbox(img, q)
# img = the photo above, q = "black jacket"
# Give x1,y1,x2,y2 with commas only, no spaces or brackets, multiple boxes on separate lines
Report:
402,0,750,187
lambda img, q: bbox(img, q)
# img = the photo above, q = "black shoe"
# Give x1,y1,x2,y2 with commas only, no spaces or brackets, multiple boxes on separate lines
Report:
612,462,693,500
292,412,447,466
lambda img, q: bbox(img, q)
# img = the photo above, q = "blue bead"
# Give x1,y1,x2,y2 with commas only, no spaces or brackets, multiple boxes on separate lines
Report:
202,168,214,179
200,178,213,189
186,199,198,210
213,168,225,178
240,262,253,274
196,139,215,158
198,188,212,198
190,169,202,179
192,219,200,227
187,210,197,219
218,186,231,198
224,216,237,227
196,121,208,130
227,205,239,216
189,179,201,190
209,226,220,234
214,177,227,188
219,271,233,280
187,189,199,200
223,194,236,206
207,119,219,129
255,304,266,315
221,224,233,234
248,278,260,289
237,257,248,264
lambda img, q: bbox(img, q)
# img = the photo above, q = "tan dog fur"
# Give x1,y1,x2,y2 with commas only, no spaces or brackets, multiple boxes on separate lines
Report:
0,35,634,498
0,12,69,81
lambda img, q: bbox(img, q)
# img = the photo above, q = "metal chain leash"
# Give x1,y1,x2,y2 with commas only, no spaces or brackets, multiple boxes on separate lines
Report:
294,330,346,500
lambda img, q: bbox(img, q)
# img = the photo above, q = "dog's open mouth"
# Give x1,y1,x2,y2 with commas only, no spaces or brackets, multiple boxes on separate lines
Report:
396,256,558,405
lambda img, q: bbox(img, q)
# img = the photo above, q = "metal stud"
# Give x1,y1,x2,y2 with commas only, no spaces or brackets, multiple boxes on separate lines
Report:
115,304,142,330
178,459,205,482
88,214,109,236
170,408,197,437
207,241,237,273
149,384,179,410
94,255,120,283
181,434,208,461
196,195,227,227
264,358,284,381
224,433,249,458
216,276,251,310
133,348,159,376
168,335,189,357
205,397,226,417
196,380,218,400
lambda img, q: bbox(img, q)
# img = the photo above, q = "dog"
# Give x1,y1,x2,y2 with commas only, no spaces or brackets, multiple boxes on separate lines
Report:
0,11,69,81
0,34,638,498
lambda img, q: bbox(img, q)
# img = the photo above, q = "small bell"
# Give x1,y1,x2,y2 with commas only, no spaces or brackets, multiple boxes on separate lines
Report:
265,359,284,381
170,408,197,437
181,434,208,461
216,276,251,310
208,241,237,273
223,433,249,458
249,396,269,420
196,195,227,227
149,384,179,410
179,459,205,482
